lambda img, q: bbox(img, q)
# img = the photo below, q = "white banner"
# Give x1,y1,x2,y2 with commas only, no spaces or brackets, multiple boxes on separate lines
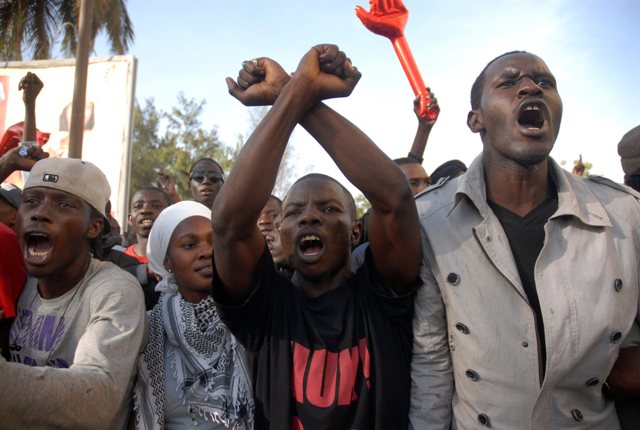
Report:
0,55,137,227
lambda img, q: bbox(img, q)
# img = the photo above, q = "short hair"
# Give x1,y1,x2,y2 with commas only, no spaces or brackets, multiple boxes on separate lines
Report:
470,50,529,109
393,157,420,166
189,157,225,175
269,194,283,207
288,173,357,221
130,186,171,206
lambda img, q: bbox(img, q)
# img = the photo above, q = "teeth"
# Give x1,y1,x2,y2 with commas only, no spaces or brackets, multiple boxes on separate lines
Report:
27,233,52,259
196,265,212,272
141,220,153,226
301,234,320,242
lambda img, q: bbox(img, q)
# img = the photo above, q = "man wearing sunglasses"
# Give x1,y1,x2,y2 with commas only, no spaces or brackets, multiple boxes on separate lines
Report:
187,158,225,209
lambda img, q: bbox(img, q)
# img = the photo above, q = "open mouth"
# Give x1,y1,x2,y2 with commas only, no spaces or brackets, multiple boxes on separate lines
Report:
195,265,213,275
517,103,546,130
140,219,153,227
299,234,323,256
25,232,53,260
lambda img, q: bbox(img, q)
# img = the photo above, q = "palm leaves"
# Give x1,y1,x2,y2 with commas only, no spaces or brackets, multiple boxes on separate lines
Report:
0,0,134,61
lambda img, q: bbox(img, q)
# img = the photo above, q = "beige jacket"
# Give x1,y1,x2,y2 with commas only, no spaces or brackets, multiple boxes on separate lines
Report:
410,156,640,430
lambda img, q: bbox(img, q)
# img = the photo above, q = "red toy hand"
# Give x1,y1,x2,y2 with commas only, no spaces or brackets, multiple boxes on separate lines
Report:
355,0,438,120
355,0,408,39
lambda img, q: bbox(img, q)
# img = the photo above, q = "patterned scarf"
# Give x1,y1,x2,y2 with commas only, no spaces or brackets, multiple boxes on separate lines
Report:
133,277,254,429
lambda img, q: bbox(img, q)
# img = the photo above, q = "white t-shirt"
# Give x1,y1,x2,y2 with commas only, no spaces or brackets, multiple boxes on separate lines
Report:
0,258,147,430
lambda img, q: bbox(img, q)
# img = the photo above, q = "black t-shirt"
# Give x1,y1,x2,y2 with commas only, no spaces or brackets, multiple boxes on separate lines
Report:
488,186,558,379
213,247,415,430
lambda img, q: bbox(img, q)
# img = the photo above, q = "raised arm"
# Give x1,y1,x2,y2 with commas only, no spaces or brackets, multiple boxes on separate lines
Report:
213,45,359,302
300,103,421,287
296,46,422,287
408,89,439,163
225,48,421,289
19,72,43,143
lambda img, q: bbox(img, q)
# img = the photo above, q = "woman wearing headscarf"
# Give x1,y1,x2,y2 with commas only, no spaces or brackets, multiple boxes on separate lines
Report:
133,201,254,429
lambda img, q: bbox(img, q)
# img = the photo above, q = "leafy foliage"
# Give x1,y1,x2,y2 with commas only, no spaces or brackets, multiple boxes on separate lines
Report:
129,94,237,202
0,0,133,61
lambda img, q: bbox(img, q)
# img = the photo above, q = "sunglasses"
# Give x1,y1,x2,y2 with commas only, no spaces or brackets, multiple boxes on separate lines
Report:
189,172,224,184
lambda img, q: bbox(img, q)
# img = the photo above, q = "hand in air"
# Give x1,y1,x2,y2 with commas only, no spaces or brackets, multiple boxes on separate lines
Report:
294,44,362,101
18,72,43,104
355,0,408,39
414,88,439,126
2,145,49,173
156,171,177,195
226,58,290,106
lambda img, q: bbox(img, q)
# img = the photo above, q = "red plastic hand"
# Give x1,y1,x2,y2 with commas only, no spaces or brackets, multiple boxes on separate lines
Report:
355,0,438,120
355,0,408,39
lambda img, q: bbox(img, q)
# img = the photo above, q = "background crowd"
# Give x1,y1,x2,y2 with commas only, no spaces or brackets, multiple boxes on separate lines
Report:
0,40,639,430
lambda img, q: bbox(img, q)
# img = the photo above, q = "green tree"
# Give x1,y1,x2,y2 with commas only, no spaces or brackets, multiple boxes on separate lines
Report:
0,0,133,61
130,94,235,201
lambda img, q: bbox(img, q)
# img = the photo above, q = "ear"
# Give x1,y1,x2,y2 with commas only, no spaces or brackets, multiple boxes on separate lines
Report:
86,217,104,240
350,221,362,247
163,255,172,272
467,109,485,134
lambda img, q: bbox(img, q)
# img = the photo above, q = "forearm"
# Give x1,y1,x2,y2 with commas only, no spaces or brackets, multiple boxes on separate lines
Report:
0,149,20,182
0,360,127,429
301,102,411,212
409,122,432,161
0,158,13,183
301,102,421,284
213,78,315,236
23,100,37,142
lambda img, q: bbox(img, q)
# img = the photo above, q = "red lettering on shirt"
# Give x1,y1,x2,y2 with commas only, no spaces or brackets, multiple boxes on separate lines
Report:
338,346,360,405
290,338,371,409
358,338,371,389
307,348,338,407
292,342,311,403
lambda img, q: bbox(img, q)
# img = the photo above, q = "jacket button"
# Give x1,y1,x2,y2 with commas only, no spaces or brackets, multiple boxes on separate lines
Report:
455,322,470,334
522,341,529,348
465,369,480,381
610,331,622,343
571,409,583,422
478,413,491,427
585,377,599,387
614,278,623,292
446,272,460,286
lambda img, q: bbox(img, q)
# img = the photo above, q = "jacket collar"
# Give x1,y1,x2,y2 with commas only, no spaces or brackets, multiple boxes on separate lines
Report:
453,154,611,228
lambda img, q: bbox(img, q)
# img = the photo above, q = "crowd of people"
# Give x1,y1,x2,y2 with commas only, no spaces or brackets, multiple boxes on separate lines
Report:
0,43,638,430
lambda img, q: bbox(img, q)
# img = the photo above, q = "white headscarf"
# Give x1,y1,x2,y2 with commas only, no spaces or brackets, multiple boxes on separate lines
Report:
135,200,255,429
146,200,211,286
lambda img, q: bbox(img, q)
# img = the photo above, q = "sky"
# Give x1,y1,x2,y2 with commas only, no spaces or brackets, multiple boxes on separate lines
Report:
94,0,640,196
